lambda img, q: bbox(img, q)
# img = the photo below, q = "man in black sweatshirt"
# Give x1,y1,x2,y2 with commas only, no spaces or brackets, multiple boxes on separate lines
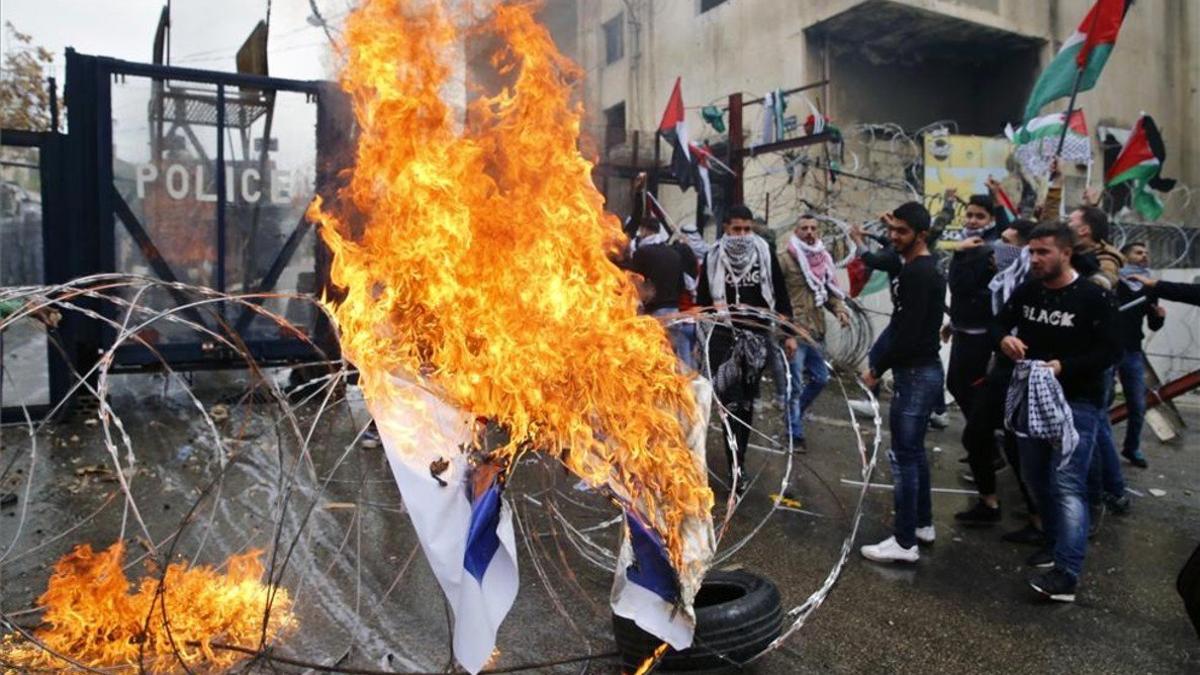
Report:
697,205,796,496
992,222,1120,603
859,202,946,564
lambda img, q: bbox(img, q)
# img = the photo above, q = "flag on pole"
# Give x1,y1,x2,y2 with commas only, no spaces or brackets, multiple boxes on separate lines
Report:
659,77,694,191
1105,113,1176,220
370,378,519,675
1006,110,1092,177
994,184,1019,222
1022,0,1133,122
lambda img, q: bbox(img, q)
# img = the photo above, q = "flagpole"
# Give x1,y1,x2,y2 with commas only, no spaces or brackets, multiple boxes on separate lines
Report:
1054,66,1085,160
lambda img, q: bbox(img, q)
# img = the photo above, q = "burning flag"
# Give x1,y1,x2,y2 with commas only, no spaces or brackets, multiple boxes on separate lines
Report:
659,77,695,191
308,1,715,669
1105,113,1176,220
0,542,294,672
1006,109,1092,177
369,377,518,674
1022,0,1132,122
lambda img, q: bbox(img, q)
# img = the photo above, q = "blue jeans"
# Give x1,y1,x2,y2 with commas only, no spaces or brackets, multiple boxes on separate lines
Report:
888,362,944,548
870,324,944,415
652,307,697,371
772,341,831,439
1118,350,1147,457
1018,402,1101,580
1088,367,1126,501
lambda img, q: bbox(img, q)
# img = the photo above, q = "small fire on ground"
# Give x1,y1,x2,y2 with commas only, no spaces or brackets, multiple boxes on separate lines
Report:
2,542,295,672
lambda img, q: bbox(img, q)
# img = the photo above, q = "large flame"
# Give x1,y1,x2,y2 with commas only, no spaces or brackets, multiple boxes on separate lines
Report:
309,0,712,563
1,542,295,671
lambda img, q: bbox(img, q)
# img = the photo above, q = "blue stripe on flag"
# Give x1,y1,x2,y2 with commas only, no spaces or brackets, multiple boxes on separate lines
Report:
625,511,678,603
463,481,502,584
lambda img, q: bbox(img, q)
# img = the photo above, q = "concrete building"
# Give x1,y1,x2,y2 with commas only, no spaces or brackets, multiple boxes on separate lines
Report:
541,0,1198,228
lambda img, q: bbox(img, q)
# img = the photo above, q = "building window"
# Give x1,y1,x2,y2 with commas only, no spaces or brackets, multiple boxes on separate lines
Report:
604,102,626,150
603,13,624,65
700,0,728,13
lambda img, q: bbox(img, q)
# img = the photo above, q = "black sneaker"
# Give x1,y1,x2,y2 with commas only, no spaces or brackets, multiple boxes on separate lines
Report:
1001,524,1045,546
789,436,808,453
1121,449,1149,468
1025,547,1055,569
954,500,1002,525
733,470,749,498
1030,567,1078,603
1104,492,1132,516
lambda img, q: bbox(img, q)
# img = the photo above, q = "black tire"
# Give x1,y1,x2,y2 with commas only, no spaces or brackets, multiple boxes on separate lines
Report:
612,570,783,672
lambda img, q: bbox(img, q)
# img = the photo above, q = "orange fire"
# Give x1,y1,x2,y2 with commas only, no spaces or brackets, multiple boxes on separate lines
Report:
1,542,295,672
308,0,712,565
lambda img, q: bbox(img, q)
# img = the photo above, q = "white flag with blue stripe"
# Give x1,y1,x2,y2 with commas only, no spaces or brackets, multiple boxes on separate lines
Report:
610,377,716,649
369,376,518,674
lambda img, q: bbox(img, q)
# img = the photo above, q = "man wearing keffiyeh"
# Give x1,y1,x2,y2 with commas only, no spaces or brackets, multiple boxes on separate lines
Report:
697,205,796,496
774,214,850,449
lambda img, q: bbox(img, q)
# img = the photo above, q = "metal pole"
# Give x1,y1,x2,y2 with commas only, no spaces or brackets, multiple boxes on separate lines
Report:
728,92,743,205
1053,66,1085,159
48,77,58,132
650,130,660,198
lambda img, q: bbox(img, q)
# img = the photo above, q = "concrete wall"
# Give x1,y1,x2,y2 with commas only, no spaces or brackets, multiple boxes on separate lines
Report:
553,0,1198,224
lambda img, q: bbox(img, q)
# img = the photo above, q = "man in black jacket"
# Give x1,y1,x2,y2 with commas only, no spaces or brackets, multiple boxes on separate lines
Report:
945,194,1002,419
859,202,946,564
697,205,796,495
1113,242,1165,468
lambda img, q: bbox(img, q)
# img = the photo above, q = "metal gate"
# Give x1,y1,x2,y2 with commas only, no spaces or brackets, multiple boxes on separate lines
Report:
63,50,343,373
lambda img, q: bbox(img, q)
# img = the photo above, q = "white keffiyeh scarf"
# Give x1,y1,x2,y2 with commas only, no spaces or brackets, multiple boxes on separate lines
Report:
706,234,775,310
787,235,845,307
629,223,668,255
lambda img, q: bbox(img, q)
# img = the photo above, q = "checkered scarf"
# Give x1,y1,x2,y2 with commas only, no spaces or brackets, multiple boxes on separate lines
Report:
712,330,769,398
1004,360,1079,469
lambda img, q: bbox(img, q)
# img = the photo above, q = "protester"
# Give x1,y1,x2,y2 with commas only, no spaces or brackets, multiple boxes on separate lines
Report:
774,214,851,449
1113,242,1165,468
1130,274,1200,306
992,222,1120,602
944,194,1001,422
858,202,946,563
697,205,796,495
847,219,949,429
955,219,1039,529
628,218,694,369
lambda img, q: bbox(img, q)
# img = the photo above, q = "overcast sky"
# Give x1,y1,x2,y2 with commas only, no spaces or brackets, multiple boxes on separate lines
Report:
2,0,349,82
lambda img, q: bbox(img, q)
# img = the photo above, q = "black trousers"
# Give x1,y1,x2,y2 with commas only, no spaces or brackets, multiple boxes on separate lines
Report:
962,364,1035,514
705,326,764,478
947,331,993,418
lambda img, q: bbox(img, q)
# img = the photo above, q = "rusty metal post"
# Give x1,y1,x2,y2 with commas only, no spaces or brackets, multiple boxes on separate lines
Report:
728,92,743,205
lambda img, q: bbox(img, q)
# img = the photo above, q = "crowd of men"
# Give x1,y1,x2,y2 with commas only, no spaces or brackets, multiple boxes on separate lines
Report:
621,166,1200,605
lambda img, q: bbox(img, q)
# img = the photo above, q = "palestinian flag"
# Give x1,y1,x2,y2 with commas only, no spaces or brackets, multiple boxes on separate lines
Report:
688,142,714,212
1006,110,1091,177
1022,0,1133,122
1105,114,1176,220
658,77,693,192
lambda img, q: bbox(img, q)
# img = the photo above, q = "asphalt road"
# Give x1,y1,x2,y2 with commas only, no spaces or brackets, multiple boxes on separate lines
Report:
1,369,1197,673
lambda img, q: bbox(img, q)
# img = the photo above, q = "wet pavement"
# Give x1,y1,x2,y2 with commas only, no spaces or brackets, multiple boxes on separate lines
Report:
1,368,1197,673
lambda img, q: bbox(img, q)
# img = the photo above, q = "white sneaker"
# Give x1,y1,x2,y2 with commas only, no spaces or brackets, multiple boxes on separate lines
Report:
860,536,919,563
929,412,950,429
916,525,936,545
